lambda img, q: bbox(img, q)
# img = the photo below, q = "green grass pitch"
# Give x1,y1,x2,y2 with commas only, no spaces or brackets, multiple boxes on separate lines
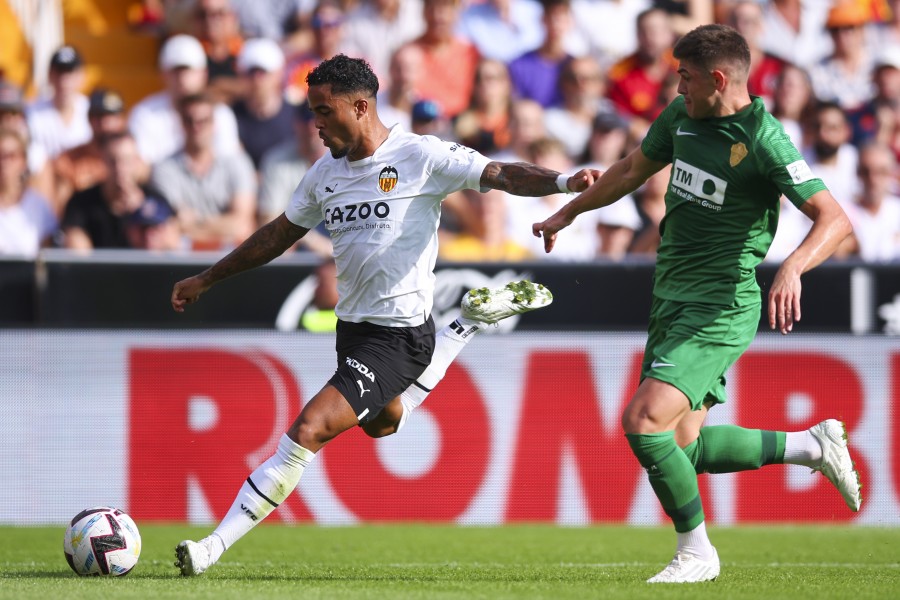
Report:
2,524,898,599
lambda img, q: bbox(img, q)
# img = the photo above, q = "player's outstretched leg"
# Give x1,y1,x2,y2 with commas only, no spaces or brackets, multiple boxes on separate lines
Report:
808,419,862,511
174,434,315,576
396,281,552,430
461,280,553,324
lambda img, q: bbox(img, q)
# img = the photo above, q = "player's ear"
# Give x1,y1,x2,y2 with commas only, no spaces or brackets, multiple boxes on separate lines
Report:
354,98,369,118
711,69,727,91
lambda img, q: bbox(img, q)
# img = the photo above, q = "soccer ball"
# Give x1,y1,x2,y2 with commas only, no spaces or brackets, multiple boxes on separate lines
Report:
63,506,141,576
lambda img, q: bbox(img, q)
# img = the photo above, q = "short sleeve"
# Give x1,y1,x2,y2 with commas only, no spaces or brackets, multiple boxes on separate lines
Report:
284,162,322,228
640,99,678,164
756,123,827,208
423,137,492,195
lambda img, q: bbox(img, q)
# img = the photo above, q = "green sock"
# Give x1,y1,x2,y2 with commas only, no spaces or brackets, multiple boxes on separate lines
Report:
626,431,704,533
682,425,786,474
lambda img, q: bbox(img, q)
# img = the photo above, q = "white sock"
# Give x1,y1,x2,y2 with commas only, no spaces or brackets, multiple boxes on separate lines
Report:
676,521,716,560
206,434,315,562
783,430,823,467
395,317,482,432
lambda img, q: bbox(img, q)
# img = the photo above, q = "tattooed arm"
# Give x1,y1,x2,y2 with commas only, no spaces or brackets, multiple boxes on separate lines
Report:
171,214,309,312
480,161,601,197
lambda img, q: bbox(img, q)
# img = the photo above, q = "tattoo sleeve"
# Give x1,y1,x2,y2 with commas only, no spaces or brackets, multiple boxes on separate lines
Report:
205,215,308,284
480,161,562,196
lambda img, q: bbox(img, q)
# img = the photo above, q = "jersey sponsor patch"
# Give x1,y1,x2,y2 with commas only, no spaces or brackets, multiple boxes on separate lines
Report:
786,159,816,184
672,159,727,206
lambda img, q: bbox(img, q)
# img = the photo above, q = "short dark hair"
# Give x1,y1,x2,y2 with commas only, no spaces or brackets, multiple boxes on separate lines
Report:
307,54,379,97
673,24,751,78
176,92,214,115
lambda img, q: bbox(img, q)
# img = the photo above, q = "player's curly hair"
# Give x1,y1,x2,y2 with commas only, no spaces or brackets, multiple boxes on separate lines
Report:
673,24,751,78
307,54,380,97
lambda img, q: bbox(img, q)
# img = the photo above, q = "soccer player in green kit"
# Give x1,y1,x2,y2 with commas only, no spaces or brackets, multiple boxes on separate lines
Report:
533,24,861,583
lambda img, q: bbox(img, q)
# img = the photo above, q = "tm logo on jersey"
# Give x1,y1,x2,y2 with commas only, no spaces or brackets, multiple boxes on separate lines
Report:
671,159,727,211
346,357,376,383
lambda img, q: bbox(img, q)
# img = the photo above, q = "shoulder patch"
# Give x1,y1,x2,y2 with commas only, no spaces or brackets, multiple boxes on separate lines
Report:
785,159,816,184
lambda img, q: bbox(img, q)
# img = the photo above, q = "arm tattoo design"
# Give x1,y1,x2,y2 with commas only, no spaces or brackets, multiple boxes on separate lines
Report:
481,161,563,196
206,218,307,283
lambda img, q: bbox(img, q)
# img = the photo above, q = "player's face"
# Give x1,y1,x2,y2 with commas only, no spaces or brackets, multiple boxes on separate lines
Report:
676,61,718,120
307,84,363,159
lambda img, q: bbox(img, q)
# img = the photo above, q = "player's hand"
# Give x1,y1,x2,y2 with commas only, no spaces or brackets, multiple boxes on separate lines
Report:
171,274,211,313
768,266,802,334
567,168,603,193
532,210,575,254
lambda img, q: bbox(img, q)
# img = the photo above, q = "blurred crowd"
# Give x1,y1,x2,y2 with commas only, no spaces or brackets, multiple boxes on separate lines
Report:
1,0,899,263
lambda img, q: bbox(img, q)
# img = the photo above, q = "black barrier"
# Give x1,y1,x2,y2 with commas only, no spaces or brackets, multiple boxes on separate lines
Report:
1,250,898,333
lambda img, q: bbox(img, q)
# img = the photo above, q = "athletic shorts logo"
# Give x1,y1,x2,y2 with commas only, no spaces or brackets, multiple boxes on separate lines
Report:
356,379,371,397
671,159,727,208
378,166,398,193
346,356,376,382
650,359,676,368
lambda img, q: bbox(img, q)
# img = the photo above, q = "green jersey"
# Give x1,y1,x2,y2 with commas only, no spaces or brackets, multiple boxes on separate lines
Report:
640,96,827,306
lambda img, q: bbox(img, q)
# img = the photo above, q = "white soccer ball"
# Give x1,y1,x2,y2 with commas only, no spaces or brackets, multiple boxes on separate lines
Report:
63,506,141,576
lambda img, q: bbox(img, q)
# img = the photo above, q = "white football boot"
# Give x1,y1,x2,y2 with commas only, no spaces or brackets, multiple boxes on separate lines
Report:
460,280,553,324
175,538,213,576
808,419,863,512
647,548,720,584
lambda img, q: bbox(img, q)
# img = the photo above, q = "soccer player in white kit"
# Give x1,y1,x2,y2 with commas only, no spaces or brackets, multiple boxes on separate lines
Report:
170,54,599,576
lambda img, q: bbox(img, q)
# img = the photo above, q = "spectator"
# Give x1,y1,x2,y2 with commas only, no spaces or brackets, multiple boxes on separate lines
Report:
60,132,171,250
809,1,875,111
124,193,184,251
575,112,643,260
129,34,241,165
770,63,815,149
229,0,306,40
342,0,426,85
802,100,859,209
150,93,257,249
567,0,651,69
26,46,92,160
653,0,713,37
628,163,669,255
406,0,480,119
299,258,339,332
727,0,786,109
284,1,358,105
454,58,513,155
232,38,295,169
579,110,632,168
438,187,533,261
504,137,609,260
456,0,544,63
257,103,333,257
489,98,546,162
606,8,678,123
0,82,52,201
0,128,57,258
507,0,574,109
544,55,610,159
843,142,900,261
759,0,831,69
849,44,900,152
410,99,452,137
192,0,246,103
378,44,425,130
53,89,131,216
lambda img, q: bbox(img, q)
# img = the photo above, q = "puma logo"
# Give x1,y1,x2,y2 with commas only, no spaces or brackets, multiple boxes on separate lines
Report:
357,379,371,397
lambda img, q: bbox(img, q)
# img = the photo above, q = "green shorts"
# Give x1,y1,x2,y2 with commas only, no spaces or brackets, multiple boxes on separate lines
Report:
642,296,760,410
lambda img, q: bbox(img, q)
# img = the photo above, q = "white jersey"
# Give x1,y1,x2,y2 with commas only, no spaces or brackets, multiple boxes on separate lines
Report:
286,126,491,327
26,94,92,159
128,91,241,165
